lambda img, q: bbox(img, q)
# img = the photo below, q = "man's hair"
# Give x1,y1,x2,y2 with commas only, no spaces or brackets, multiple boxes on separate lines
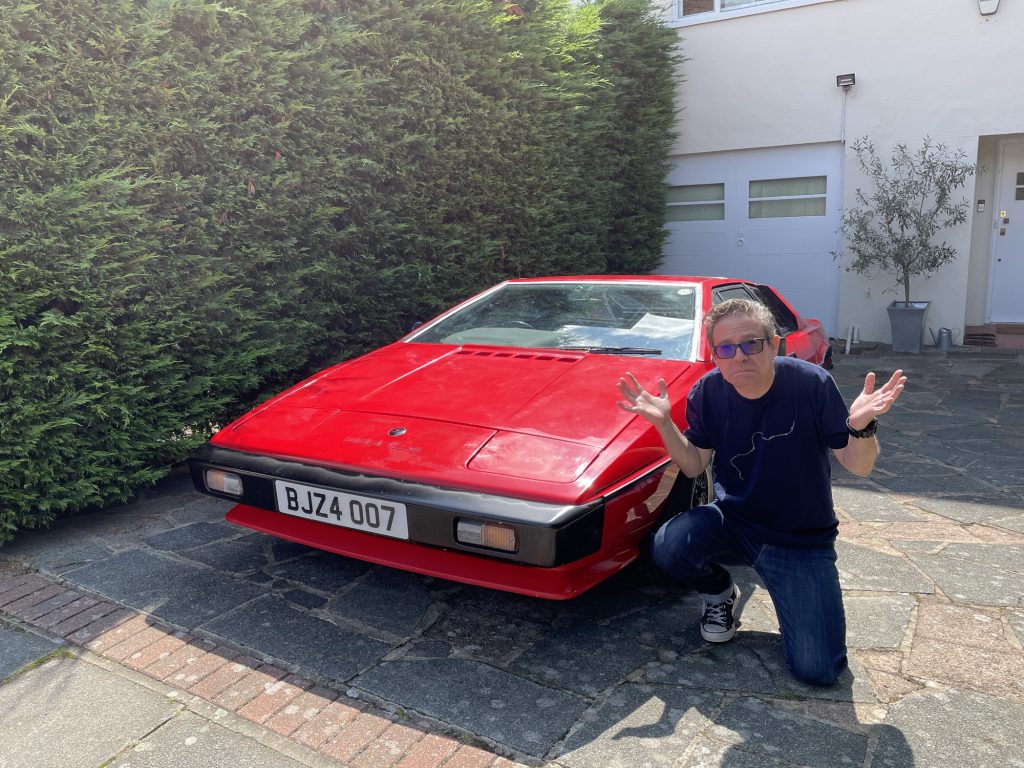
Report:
704,298,777,344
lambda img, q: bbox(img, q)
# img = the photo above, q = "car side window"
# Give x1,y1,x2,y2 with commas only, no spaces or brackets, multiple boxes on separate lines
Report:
711,285,757,305
750,285,799,336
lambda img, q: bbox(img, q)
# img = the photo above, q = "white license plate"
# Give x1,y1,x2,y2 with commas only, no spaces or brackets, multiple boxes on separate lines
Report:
274,480,409,540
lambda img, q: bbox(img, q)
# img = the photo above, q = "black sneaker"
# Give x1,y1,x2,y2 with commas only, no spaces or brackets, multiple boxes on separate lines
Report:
699,585,740,643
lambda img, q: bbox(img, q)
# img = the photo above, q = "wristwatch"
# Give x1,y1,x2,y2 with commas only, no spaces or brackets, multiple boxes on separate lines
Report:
846,417,878,439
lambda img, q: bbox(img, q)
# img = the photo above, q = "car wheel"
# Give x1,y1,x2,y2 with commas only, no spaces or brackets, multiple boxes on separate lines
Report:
630,465,714,588
664,463,713,513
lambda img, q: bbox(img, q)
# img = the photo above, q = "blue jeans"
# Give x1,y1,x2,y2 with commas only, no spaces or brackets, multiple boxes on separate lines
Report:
652,503,847,687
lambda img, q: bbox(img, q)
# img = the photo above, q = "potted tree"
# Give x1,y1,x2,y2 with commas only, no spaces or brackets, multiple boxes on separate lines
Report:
836,137,976,352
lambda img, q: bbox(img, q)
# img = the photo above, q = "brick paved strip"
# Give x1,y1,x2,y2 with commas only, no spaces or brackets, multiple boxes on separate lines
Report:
35,595,99,630
293,697,367,750
164,645,237,688
213,664,288,713
4,584,66,617
65,608,135,647
0,574,48,607
124,631,190,672
18,588,84,622
189,655,261,700
0,571,28,593
445,745,501,768
141,637,216,680
103,624,172,662
83,613,152,654
237,674,312,725
265,685,337,738
320,711,393,763
349,722,424,768
47,602,117,638
394,733,461,768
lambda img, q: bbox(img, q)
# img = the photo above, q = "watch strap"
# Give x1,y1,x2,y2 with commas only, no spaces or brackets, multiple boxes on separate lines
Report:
847,417,878,439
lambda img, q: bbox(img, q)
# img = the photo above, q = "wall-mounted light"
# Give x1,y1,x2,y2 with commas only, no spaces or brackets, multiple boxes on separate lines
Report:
836,73,856,90
978,0,999,15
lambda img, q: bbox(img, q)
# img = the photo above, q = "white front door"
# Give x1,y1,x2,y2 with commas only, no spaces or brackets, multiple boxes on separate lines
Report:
659,143,842,337
989,141,1024,322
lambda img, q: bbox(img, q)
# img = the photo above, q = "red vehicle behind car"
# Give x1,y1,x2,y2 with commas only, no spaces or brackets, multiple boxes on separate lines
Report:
189,276,831,599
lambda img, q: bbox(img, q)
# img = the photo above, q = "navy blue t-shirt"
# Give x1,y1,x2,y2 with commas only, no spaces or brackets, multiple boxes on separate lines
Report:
683,356,851,546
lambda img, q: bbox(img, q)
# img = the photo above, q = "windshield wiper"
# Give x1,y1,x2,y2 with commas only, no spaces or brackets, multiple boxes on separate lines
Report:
562,346,662,355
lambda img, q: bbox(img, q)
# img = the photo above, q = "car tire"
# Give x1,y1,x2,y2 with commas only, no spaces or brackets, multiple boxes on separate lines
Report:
630,464,714,589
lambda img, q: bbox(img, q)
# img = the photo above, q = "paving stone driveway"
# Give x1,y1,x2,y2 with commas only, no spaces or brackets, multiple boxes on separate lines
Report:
3,348,1023,767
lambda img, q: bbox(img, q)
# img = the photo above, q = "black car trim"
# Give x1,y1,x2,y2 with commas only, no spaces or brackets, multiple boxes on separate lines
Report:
188,444,605,567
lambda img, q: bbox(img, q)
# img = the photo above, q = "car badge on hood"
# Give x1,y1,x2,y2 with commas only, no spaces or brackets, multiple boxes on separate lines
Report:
388,427,407,436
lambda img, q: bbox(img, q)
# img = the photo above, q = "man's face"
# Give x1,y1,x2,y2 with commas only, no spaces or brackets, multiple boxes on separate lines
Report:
710,315,780,399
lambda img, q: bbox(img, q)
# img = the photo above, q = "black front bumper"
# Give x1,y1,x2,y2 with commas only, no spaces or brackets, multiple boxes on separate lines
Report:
188,444,604,567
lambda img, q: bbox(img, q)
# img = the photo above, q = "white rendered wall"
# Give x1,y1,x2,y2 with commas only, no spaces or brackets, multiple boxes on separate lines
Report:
666,0,1024,342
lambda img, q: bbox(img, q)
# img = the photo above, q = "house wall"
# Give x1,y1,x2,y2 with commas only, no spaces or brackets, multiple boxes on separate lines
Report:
666,0,1024,342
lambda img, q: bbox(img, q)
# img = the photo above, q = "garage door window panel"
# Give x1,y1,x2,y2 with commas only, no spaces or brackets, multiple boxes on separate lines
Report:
749,176,826,219
667,183,725,222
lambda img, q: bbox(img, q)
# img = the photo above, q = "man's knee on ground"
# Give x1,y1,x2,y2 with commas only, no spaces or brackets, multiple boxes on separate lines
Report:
789,656,846,687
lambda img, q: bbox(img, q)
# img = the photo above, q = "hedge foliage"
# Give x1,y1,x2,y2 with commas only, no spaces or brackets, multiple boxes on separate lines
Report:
0,0,680,543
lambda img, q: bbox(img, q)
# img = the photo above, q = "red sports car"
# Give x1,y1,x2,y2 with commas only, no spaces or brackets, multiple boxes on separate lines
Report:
189,276,831,599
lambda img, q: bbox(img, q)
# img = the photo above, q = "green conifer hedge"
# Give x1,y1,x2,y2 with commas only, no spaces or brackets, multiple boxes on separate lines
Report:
0,0,679,543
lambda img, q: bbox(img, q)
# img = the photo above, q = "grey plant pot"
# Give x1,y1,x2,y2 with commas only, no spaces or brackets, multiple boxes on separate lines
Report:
887,301,930,353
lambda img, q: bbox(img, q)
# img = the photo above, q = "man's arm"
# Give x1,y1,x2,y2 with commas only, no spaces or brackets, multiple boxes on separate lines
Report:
832,369,907,477
616,373,713,479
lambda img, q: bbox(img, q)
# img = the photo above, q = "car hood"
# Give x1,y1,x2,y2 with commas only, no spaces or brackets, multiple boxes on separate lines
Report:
213,343,697,499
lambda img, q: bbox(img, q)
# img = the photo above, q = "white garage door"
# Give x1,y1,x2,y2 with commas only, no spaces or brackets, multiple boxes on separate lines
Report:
659,143,842,337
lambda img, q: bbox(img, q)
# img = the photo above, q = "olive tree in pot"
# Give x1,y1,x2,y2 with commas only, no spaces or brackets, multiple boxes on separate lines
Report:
836,137,976,352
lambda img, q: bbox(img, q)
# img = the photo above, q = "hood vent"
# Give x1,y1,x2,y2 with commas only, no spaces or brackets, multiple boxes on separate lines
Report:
454,349,577,363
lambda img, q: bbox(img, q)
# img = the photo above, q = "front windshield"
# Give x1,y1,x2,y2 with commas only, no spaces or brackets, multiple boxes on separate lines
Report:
409,282,699,361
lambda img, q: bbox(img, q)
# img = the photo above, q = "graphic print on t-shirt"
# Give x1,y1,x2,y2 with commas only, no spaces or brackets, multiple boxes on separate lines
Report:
729,420,796,481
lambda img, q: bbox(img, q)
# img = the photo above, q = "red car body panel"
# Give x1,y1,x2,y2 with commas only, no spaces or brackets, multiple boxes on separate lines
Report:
191,276,831,599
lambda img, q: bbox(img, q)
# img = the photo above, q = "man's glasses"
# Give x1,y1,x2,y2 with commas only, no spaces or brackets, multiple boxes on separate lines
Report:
713,337,767,359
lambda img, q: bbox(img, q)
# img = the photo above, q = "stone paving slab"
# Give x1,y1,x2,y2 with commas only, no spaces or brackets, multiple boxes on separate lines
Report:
707,696,869,768
835,540,935,593
64,549,267,627
0,621,59,679
877,688,1024,767
353,657,589,754
554,683,722,768
201,594,393,680
832,484,929,522
107,710,307,768
0,655,180,768
892,542,1024,606
843,594,916,649
323,567,434,638
510,622,660,697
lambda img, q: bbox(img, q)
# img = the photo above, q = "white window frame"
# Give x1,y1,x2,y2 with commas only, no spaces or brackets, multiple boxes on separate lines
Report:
667,0,841,28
